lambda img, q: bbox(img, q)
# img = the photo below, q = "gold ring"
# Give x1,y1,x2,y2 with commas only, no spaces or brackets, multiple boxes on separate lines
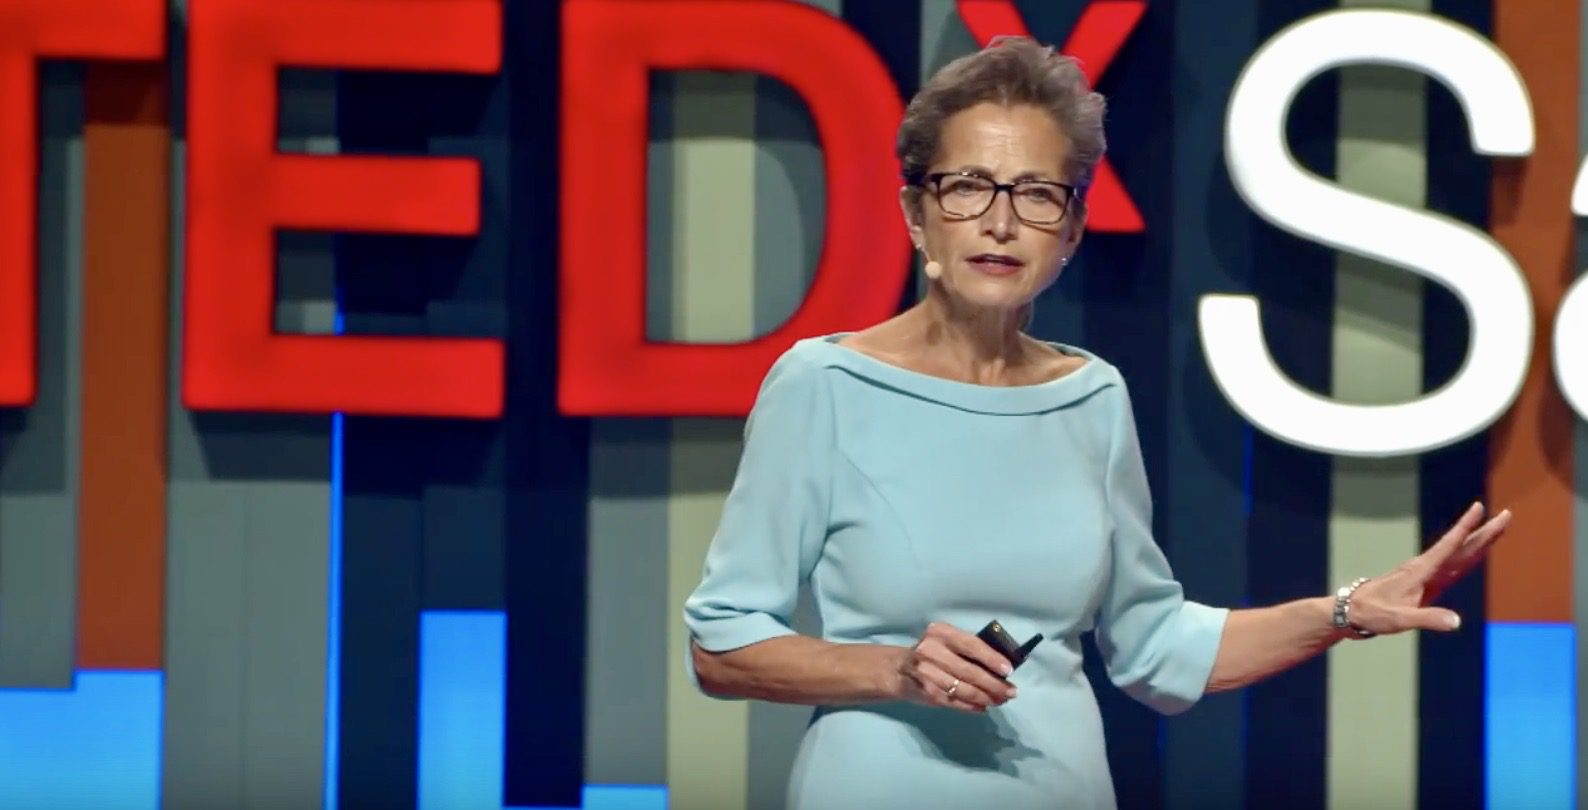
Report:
945,678,960,698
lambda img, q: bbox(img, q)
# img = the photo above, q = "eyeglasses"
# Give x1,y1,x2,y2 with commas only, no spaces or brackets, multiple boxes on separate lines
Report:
917,171,1077,226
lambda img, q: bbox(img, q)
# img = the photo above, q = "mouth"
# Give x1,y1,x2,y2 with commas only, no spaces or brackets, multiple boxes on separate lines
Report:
967,253,1025,276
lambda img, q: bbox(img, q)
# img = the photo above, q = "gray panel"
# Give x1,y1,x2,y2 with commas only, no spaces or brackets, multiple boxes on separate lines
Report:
163,481,249,807
920,0,979,85
646,72,676,342
161,99,333,807
165,474,327,810
584,417,672,784
240,481,330,809
0,63,84,688
751,78,824,336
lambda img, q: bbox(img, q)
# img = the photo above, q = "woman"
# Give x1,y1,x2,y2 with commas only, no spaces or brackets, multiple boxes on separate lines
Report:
682,36,1510,809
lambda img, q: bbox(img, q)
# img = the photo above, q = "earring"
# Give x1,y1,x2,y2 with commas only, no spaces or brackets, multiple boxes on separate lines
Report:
924,259,943,280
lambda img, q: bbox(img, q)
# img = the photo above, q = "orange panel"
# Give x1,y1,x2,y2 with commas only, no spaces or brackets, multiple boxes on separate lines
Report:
1487,0,1577,623
77,62,168,668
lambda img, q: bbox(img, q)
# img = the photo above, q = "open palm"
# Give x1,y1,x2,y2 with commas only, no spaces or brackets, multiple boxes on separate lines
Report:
1345,502,1513,635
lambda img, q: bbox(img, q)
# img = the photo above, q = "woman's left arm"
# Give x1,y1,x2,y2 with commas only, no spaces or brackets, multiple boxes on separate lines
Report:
1206,502,1512,693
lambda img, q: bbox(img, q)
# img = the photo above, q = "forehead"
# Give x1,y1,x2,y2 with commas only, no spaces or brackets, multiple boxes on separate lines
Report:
934,102,1071,178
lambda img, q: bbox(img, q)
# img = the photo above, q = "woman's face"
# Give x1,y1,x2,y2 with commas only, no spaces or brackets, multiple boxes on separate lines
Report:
903,102,1085,314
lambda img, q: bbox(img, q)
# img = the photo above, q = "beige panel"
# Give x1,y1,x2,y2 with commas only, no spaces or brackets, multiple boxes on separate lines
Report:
1327,1,1428,806
665,72,758,810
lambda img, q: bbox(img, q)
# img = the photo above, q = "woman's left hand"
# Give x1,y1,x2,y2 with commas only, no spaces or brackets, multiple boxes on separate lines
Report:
1343,501,1513,636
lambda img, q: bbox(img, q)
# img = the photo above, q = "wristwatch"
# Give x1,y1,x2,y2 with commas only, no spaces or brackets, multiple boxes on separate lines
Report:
1332,577,1376,639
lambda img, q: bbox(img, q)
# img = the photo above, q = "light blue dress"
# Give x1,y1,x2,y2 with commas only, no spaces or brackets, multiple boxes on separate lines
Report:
683,334,1229,809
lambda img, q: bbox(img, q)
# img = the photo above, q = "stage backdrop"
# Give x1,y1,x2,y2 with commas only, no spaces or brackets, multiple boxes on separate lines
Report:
0,1,1581,809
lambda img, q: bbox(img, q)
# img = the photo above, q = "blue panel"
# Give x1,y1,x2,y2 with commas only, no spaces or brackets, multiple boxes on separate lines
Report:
507,784,668,810
1487,623,1575,810
581,785,668,810
0,671,162,809
419,611,507,810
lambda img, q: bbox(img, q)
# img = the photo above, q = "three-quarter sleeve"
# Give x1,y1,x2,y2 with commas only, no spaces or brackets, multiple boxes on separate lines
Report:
1093,379,1229,715
682,348,834,681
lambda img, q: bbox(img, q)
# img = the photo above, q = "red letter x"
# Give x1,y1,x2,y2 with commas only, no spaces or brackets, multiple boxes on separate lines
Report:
956,0,1146,232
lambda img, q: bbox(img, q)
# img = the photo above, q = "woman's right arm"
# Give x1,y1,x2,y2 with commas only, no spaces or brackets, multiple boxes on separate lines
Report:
692,625,1019,712
692,636,904,705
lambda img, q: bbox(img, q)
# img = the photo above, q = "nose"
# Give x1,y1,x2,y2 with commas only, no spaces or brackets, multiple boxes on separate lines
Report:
981,187,1018,241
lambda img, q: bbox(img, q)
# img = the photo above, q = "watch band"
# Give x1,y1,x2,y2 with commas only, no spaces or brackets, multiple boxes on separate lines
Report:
1332,577,1376,639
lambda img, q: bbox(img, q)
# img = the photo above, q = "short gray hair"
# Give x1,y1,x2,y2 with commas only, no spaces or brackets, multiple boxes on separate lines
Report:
897,36,1106,213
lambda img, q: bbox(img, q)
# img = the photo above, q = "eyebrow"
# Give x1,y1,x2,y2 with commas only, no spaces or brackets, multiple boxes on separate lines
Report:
943,165,1064,183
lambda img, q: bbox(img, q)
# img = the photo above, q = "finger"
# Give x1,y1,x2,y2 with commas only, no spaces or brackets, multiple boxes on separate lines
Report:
915,661,994,712
1417,501,1488,571
1399,607,1463,633
921,646,1016,705
1436,509,1513,584
929,623,1016,679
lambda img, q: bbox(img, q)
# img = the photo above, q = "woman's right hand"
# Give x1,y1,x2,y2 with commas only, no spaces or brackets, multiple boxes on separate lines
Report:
894,622,1018,713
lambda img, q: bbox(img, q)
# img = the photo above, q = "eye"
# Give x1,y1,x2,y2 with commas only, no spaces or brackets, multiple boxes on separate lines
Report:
1017,185,1060,204
943,177,991,196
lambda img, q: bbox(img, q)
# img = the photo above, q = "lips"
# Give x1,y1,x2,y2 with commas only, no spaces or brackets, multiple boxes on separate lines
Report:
967,253,1025,275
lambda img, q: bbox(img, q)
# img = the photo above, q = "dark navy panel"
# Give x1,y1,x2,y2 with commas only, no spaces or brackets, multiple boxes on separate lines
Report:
1419,3,1493,806
501,0,590,805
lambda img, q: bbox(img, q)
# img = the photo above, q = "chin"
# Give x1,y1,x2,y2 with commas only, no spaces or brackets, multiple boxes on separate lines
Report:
948,273,1033,310
946,291,1032,318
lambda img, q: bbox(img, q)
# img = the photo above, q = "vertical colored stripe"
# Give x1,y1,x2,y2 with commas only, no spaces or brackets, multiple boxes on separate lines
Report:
416,70,510,616
664,71,756,810
841,0,919,315
1488,1,1579,803
1244,5,1337,806
336,415,423,810
582,62,678,790
0,62,83,690
1575,3,1588,807
163,40,332,807
1164,2,1255,807
1486,623,1575,809
78,61,168,670
584,419,671,786
1326,2,1427,805
502,1,591,801
1487,0,1577,624
502,1,592,802
326,411,344,810
1419,2,1492,805
418,611,507,810
332,61,525,806
0,671,163,809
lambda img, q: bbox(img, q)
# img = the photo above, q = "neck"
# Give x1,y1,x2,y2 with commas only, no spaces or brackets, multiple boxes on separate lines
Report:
903,284,1033,384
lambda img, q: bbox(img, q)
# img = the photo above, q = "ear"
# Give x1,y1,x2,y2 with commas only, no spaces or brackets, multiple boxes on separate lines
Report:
1063,203,1088,253
899,186,925,249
